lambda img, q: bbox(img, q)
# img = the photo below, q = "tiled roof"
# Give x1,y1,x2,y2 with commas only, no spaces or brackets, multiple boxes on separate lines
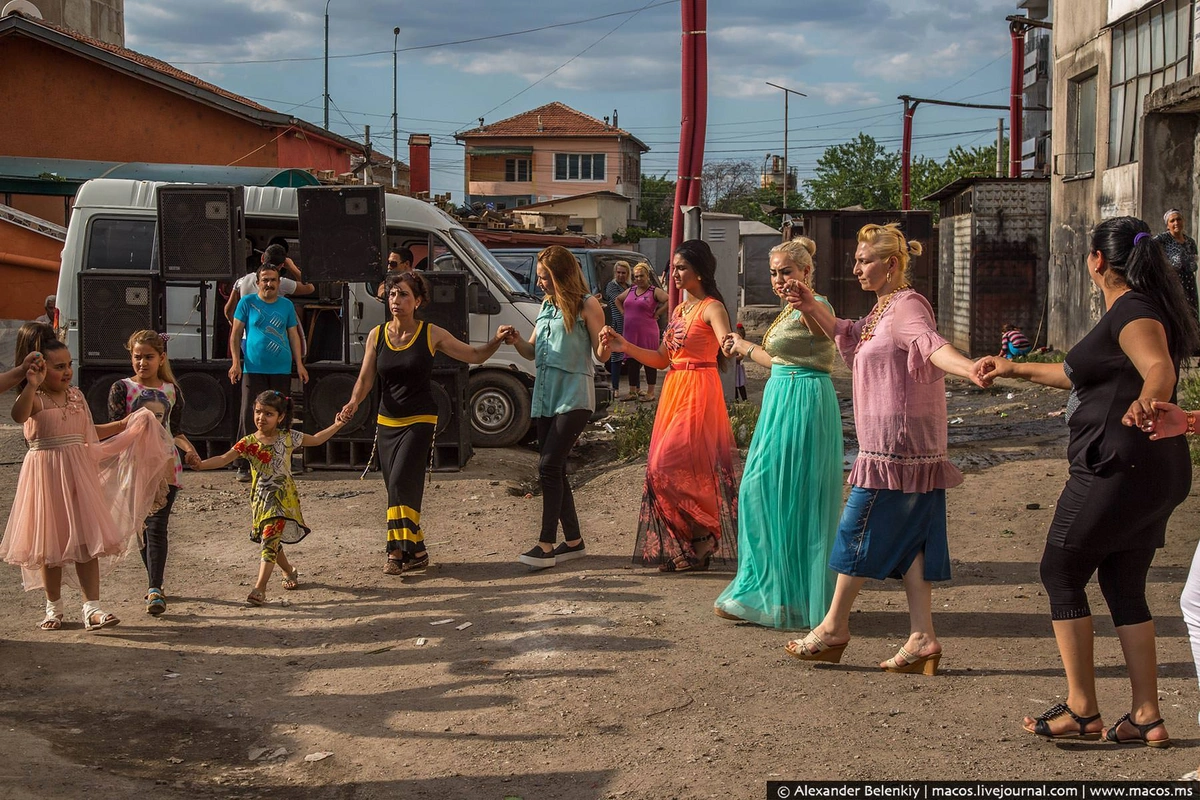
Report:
457,102,649,151
5,11,274,113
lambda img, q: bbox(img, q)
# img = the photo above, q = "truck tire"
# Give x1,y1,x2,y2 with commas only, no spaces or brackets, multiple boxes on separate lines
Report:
467,371,531,448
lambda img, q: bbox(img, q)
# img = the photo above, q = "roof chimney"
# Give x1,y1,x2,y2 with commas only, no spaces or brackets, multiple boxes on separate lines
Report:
408,133,432,197
613,109,618,129
537,115,544,132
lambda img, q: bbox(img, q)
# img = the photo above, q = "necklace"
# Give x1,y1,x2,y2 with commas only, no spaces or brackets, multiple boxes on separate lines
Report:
763,306,804,351
860,287,913,341
38,388,70,419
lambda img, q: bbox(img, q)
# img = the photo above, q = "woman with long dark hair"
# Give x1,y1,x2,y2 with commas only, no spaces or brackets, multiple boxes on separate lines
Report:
341,271,514,575
603,239,738,573
977,216,1198,745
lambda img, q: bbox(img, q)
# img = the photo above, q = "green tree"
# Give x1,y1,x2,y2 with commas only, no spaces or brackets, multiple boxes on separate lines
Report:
634,172,675,239
804,133,900,210
909,143,1007,212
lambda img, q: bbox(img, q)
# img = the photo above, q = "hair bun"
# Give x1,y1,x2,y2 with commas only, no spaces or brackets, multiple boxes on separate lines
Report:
797,236,817,257
907,240,924,257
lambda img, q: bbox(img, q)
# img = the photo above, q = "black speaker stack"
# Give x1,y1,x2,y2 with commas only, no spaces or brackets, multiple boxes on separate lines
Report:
76,183,473,471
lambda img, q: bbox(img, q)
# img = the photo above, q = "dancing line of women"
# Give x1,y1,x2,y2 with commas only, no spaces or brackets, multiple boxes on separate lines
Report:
7,220,1200,755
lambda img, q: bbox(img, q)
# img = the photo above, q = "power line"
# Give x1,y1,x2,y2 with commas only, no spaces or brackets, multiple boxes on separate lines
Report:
169,1,680,66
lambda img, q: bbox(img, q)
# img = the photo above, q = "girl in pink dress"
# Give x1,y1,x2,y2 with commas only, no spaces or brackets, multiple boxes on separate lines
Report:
0,339,174,631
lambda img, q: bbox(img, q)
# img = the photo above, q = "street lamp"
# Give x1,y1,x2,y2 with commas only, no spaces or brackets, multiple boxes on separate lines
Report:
765,81,806,210
323,0,333,130
392,26,400,189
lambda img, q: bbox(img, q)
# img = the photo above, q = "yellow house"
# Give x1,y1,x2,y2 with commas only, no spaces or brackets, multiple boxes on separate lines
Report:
455,102,649,219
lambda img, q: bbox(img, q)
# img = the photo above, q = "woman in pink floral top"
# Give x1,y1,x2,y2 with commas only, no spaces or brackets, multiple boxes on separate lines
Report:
781,223,984,675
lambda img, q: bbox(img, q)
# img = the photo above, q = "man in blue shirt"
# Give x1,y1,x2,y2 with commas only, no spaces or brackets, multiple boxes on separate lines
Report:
228,263,309,480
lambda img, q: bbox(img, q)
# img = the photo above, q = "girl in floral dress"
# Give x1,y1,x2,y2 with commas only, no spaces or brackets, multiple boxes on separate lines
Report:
195,391,344,605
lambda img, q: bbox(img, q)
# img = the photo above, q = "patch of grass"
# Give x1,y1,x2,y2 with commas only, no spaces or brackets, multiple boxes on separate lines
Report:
1178,371,1200,465
606,399,762,460
728,401,761,449
1013,350,1066,363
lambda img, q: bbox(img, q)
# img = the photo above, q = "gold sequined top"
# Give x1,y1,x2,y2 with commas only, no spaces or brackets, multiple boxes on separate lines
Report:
762,298,836,373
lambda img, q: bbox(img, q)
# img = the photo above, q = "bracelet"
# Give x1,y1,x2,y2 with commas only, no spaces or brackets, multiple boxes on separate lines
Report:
746,345,756,358
1188,412,1196,436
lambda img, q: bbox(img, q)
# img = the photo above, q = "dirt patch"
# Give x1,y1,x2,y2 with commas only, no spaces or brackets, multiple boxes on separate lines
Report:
0,368,1197,799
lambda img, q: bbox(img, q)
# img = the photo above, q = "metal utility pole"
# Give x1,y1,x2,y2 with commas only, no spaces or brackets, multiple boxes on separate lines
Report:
996,119,1005,177
766,81,806,209
1005,15,1052,179
323,0,333,130
392,27,400,189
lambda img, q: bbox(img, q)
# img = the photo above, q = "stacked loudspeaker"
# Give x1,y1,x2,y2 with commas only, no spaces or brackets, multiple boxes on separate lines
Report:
294,186,472,471
79,186,243,457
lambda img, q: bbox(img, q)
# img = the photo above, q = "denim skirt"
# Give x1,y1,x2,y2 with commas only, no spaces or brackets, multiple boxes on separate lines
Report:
827,486,951,582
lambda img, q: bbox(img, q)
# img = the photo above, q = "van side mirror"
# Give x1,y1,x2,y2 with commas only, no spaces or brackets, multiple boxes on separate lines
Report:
469,282,501,315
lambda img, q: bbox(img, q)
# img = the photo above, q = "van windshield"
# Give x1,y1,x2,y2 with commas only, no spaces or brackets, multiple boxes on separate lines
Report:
450,230,532,298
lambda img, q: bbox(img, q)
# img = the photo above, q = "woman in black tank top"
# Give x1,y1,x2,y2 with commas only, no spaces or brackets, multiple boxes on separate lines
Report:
341,271,515,575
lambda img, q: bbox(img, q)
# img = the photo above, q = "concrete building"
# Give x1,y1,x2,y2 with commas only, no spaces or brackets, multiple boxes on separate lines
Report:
510,190,632,241
927,177,1050,356
1048,0,1195,349
455,102,649,215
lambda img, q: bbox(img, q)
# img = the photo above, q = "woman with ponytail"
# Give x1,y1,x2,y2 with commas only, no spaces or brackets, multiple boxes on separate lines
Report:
976,216,1197,746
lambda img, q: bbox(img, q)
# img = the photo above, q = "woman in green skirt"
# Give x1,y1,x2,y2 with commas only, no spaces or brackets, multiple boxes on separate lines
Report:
715,237,843,629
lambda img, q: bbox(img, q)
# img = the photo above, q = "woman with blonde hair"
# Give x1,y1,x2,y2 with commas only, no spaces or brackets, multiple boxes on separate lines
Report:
508,246,609,568
714,236,843,628
783,223,983,673
617,262,669,401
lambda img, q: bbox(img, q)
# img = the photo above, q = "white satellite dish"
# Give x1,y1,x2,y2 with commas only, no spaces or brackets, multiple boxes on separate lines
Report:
2,0,43,19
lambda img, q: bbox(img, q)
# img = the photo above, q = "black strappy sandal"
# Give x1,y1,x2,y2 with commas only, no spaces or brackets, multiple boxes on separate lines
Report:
1024,703,1103,740
1104,712,1171,748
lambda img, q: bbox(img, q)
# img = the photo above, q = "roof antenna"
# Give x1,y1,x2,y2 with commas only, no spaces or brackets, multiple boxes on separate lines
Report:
478,117,484,128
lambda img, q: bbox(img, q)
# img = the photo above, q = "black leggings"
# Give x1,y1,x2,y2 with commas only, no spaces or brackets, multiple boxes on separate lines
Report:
626,360,657,390
1040,542,1157,627
140,485,178,589
536,410,591,544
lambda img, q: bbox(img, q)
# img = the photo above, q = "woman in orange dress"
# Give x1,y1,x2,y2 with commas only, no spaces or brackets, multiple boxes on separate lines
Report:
603,239,737,572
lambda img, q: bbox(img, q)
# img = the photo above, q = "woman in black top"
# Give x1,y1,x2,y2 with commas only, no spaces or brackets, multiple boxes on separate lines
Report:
1154,208,1199,321
977,216,1198,746
341,271,514,575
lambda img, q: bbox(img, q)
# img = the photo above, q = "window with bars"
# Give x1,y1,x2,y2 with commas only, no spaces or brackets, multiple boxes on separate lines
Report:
504,158,530,182
1109,0,1193,167
554,153,606,181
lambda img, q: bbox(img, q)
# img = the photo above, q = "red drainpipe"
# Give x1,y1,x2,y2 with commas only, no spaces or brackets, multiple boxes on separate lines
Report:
900,97,918,211
686,0,707,214
1009,22,1025,178
669,0,696,310
408,134,432,196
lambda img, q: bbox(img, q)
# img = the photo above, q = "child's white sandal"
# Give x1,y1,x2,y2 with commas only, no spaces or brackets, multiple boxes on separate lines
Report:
38,598,64,630
82,600,119,631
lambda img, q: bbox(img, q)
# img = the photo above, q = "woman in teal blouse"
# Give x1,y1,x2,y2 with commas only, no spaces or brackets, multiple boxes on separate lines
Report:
508,246,609,569
716,237,844,628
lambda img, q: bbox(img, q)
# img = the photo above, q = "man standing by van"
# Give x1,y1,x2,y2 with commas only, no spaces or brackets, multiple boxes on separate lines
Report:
228,262,309,481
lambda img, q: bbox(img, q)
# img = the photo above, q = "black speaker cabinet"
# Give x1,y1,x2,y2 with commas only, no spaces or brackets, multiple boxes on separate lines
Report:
297,186,385,282
172,361,240,455
417,271,470,369
301,361,378,470
431,366,472,471
78,271,161,365
157,185,245,280
80,367,130,424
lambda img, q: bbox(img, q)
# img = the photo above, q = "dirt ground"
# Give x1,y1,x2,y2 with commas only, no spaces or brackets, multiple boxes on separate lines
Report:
1,357,1199,800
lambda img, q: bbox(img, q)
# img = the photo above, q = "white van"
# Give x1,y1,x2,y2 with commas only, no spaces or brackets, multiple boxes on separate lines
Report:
56,178,593,447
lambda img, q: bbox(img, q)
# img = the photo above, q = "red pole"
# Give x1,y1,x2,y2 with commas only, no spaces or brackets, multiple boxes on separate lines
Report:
669,0,696,311
686,0,707,213
1009,22,1025,178
900,97,917,211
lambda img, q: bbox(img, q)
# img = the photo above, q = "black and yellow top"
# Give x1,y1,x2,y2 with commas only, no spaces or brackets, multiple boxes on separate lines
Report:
375,322,437,427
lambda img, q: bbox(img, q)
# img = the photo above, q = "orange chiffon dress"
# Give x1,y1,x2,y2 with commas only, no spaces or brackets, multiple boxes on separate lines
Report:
633,297,738,568
0,389,175,590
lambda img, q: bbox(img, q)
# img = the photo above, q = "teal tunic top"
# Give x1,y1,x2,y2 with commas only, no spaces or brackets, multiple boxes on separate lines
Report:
530,300,595,417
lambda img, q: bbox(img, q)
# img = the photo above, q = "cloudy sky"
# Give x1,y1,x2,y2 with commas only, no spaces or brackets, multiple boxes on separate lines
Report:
126,0,1024,199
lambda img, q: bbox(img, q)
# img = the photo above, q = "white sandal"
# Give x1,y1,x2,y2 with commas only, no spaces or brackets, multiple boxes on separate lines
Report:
82,600,119,632
39,598,64,631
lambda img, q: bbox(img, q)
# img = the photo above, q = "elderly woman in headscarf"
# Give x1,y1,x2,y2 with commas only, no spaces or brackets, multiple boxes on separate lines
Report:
1154,208,1199,321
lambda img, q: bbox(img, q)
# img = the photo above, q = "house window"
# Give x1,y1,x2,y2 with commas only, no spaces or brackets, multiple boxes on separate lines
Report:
1109,0,1192,167
1068,72,1097,176
554,153,606,181
505,158,530,182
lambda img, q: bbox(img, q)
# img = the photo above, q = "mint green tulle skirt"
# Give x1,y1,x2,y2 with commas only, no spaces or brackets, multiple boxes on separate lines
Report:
714,365,843,630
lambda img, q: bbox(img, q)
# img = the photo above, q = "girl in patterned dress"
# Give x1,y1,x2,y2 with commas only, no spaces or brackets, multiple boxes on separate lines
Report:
195,391,344,606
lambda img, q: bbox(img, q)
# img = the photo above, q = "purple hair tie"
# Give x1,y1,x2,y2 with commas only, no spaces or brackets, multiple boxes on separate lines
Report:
1134,232,1150,245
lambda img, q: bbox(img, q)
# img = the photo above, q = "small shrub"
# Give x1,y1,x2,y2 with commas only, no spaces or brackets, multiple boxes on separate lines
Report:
728,401,761,449
611,405,657,460
1013,350,1066,363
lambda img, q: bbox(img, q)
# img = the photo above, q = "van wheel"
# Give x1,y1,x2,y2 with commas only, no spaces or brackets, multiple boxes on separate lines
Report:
468,372,531,448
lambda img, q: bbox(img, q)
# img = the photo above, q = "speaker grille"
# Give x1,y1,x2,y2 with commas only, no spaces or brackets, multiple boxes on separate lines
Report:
306,371,370,434
79,273,158,363
81,371,128,423
297,186,385,282
176,370,231,437
157,186,243,280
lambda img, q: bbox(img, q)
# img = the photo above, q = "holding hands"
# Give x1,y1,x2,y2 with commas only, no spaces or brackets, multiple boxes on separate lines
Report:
184,450,203,470
494,325,518,345
970,355,1012,388
721,332,747,358
600,326,627,353
1122,397,1168,435
782,278,817,313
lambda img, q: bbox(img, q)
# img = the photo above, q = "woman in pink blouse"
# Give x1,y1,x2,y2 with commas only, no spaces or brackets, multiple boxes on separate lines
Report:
781,223,984,675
